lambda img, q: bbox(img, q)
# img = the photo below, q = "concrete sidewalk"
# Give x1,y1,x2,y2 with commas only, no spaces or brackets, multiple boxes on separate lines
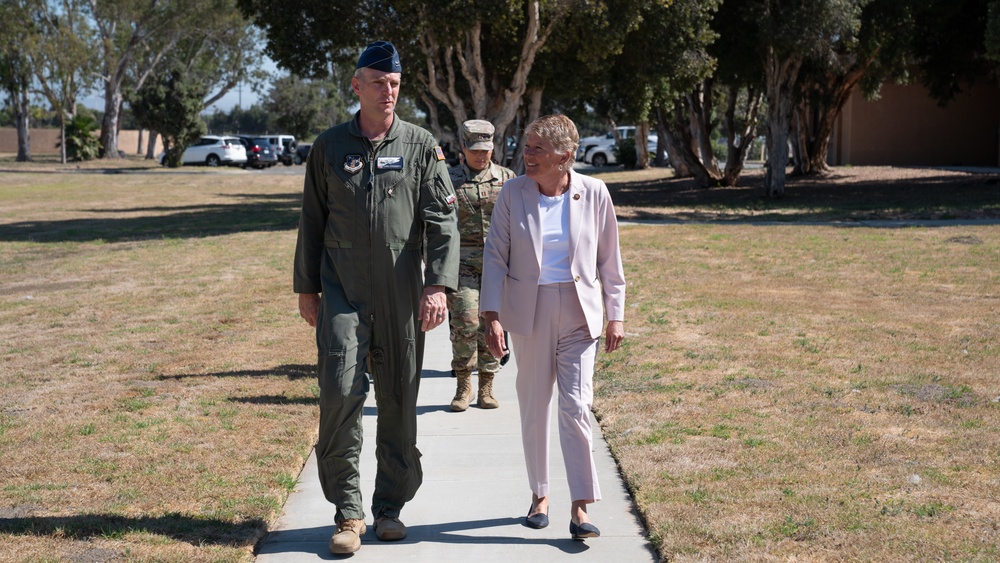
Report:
256,322,658,561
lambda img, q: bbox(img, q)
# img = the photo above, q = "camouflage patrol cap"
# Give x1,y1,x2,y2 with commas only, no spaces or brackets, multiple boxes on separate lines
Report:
462,120,495,150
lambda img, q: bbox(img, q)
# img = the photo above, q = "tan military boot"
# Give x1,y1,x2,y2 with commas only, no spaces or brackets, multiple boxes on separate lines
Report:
450,373,474,411
478,374,499,409
329,518,366,554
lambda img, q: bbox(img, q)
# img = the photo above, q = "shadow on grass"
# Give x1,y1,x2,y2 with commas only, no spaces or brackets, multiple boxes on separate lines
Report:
0,513,265,547
0,192,302,243
158,364,314,381
230,395,317,406
608,169,1000,222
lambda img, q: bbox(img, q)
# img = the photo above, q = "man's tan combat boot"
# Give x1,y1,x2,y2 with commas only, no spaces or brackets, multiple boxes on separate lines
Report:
329,518,366,554
478,373,499,409
450,372,474,411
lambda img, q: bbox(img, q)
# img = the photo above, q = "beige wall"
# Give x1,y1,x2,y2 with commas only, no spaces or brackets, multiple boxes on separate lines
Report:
831,82,1000,167
0,128,163,156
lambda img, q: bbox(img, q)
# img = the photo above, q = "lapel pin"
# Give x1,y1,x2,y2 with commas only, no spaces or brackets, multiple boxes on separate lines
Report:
573,193,581,200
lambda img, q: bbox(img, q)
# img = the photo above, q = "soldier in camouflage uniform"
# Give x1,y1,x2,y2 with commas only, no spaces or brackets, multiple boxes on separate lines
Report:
447,120,516,412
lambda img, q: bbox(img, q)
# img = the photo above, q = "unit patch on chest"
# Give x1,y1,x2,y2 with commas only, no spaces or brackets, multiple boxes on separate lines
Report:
344,154,363,174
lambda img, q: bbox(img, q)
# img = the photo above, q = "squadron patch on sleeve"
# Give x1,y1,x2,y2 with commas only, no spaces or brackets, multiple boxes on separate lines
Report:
445,193,457,205
434,146,446,161
344,154,364,174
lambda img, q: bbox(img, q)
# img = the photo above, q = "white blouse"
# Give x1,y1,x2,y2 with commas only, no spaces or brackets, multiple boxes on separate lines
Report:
537,191,573,284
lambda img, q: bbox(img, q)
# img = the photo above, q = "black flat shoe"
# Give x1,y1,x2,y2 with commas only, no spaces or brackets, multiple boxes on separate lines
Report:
525,503,549,529
569,520,600,539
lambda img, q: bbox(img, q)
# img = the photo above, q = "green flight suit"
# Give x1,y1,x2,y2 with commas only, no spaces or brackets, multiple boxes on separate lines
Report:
446,161,516,378
293,112,459,523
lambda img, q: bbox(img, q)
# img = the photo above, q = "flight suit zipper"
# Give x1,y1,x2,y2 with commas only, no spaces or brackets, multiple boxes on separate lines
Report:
366,141,377,325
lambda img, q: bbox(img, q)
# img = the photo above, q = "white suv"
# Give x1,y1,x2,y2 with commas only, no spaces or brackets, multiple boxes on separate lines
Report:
160,135,247,167
263,135,297,165
577,126,657,167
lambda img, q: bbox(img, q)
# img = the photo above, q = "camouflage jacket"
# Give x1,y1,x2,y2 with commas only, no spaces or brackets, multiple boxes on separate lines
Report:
447,161,516,277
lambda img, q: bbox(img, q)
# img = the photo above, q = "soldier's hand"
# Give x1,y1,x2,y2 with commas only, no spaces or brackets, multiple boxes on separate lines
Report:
419,285,448,332
298,293,321,327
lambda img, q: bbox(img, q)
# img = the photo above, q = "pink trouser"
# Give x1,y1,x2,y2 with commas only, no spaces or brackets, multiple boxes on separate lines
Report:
510,282,602,503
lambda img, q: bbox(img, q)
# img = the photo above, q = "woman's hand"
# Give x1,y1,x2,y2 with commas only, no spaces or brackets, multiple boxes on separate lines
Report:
604,320,624,353
483,311,507,359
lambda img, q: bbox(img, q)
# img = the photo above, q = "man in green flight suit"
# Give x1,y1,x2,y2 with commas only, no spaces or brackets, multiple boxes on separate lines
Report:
293,40,459,555
447,120,516,412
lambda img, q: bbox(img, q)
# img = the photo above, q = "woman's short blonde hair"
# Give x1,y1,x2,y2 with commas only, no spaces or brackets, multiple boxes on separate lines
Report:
526,114,579,163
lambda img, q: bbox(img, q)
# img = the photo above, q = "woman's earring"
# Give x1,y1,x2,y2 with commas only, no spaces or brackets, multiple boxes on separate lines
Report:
558,164,564,171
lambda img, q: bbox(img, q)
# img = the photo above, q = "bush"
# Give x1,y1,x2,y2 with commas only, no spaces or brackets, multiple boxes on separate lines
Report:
61,114,102,161
613,138,638,169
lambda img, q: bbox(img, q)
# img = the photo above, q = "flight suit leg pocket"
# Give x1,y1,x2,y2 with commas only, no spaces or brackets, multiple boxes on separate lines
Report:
371,337,415,404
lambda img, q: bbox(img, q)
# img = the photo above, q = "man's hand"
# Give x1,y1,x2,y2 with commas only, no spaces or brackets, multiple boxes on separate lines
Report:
298,293,321,327
419,285,448,332
604,320,624,353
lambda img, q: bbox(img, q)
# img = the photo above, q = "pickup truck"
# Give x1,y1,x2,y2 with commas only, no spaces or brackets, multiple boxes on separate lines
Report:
576,126,658,167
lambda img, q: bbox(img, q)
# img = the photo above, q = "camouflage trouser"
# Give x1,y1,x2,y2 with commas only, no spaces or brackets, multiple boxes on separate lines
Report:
447,273,500,377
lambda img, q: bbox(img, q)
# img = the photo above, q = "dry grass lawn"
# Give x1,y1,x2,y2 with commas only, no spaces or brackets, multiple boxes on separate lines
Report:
1,157,998,561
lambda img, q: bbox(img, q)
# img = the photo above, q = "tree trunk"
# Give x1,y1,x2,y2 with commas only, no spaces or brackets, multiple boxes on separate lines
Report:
146,131,158,160
509,86,543,174
137,129,144,155
635,122,651,169
99,81,124,159
657,104,688,176
763,49,803,197
688,79,721,177
59,113,67,165
666,101,714,188
799,67,867,174
721,84,763,187
14,88,31,162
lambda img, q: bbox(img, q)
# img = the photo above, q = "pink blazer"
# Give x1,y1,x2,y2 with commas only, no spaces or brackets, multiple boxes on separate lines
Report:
480,170,626,339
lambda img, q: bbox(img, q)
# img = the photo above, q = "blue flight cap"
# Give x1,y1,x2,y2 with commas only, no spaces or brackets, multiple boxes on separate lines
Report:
356,41,402,73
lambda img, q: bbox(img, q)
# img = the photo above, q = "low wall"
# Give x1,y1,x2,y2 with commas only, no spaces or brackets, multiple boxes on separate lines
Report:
0,128,163,156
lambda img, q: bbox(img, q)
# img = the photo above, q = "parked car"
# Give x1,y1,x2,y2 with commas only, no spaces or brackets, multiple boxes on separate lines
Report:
293,143,312,165
262,135,298,165
159,135,246,167
239,137,279,169
577,126,658,166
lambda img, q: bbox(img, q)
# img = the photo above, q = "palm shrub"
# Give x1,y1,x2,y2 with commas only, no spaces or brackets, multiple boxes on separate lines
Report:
61,114,101,161
613,138,638,169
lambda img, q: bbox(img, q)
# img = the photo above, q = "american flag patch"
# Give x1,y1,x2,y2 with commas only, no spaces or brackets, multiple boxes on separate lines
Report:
434,146,445,161
445,193,457,204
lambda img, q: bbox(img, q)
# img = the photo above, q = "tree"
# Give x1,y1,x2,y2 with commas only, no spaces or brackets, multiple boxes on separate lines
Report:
61,112,101,160
131,69,207,167
706,0,766,186
24,0,98,164
239,0,640,163
89,0,263,159
0,0,34,161
263,71,352,140
791,0,916,175
605,0,721,180
914,0,993,104
749,0,869,197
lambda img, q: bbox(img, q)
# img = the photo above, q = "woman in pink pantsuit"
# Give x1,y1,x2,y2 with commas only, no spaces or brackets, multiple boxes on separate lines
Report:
479,114,626,540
